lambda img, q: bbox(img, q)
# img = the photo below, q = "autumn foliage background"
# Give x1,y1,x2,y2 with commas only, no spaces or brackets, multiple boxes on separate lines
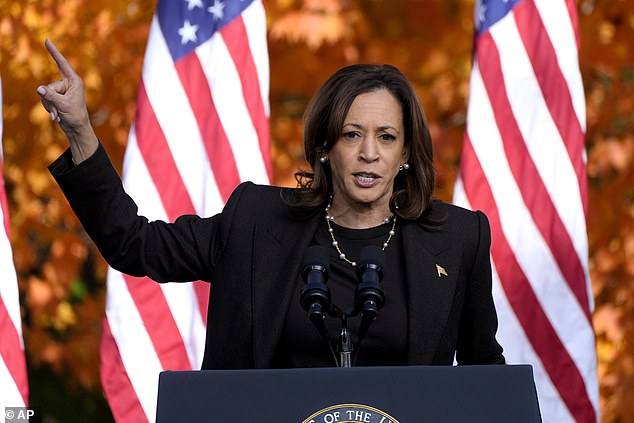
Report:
0,0,632,421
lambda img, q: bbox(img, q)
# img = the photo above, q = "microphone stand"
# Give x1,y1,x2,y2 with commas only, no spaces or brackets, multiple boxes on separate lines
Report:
337,314,353,368
301,245,385,368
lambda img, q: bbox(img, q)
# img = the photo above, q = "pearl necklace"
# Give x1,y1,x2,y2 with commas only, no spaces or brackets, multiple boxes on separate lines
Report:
324,200,397,267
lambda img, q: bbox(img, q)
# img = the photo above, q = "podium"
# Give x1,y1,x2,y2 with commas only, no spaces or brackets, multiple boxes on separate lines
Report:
156,365,541,422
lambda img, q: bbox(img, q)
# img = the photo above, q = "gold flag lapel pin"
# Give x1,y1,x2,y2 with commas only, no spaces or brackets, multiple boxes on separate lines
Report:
436,264,448,278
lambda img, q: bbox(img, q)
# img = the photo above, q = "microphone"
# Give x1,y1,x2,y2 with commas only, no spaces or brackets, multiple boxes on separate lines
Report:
353,246,386,365
300,246,332,338
354,245,386,318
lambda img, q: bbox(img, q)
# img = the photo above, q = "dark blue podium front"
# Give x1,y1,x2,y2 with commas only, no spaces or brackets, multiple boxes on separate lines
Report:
156,365,541,422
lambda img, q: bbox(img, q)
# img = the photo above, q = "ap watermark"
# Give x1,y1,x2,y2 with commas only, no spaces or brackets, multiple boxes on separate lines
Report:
4,407,38,422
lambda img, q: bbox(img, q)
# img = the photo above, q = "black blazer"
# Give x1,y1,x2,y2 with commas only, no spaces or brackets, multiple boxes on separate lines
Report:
50,144,504,369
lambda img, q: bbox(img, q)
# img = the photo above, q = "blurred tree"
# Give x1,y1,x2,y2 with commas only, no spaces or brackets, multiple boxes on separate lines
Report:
0,0,154,420
579,0,634,420
0,0,632,421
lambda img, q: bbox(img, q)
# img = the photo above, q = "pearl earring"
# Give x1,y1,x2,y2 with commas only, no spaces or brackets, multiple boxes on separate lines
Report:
320,155,328,164
399,163,410,171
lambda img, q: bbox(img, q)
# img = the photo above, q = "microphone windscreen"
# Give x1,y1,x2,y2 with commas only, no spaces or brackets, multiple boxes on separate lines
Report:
358,245,385,268
302,245,330,271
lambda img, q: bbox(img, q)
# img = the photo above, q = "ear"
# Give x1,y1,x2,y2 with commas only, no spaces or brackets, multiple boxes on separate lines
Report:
402,146,410,163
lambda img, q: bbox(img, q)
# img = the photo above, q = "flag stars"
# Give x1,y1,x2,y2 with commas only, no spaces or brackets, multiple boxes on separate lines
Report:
208,0,225,20
178,20,199,44
476,0,487,26
184,0,203,10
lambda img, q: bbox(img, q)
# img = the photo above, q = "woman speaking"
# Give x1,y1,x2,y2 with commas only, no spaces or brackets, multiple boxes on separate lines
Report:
37,39,504,369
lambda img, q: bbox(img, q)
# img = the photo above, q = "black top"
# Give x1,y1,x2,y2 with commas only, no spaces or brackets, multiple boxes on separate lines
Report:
274,219,408,367
49,144,505,369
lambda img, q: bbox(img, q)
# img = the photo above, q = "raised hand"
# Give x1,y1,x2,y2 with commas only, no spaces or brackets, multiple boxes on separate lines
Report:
37,39,98,164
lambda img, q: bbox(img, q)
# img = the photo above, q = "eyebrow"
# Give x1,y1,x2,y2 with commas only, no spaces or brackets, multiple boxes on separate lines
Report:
343,123,400,133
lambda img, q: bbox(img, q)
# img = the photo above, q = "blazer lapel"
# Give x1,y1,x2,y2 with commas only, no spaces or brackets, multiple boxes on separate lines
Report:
252,207,322,368
402,221,459,364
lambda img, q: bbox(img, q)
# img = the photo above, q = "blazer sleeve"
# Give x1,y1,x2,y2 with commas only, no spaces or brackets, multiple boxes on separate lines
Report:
456,210,505,364
48,143,248,283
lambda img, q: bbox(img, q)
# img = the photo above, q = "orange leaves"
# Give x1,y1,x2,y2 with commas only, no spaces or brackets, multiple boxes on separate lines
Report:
0,0,632,420
28,277,54,310
624,232,634,277
588,136,634,177
0,0,154,396
270,0,362,49
582,2,634,418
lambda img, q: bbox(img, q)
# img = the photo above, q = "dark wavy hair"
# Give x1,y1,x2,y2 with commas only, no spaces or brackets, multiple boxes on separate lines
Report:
289,64,439,225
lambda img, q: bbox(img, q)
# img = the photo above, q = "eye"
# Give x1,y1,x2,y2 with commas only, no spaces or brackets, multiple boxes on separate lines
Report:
379,133,397,142
343,131,360,140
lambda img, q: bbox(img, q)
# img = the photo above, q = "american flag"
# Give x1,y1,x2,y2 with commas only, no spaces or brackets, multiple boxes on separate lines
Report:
0,76,29,411
99,1,270,421
453,0,598,421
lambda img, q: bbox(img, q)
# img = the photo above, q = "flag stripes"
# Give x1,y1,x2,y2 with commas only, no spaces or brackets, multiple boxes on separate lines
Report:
123,275,193,370
220,15,272,178
100,320,150,423
563,0,580,48
174,54,241,202
488,10,588,262
134,81,214,318
476,31,591,322
100,1,270,421
454,1,598,422
535,0,584,108
241,2,270,118
0,296,28,406
140,19,224,213
458,136,595,422
103,269,165,421
514,0,588,213
463,64,594,372
0,75,29,410
135,84,199,218
196,33,269,184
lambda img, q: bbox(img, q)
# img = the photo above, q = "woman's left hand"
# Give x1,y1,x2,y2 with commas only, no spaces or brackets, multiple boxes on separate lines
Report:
36,39,98,164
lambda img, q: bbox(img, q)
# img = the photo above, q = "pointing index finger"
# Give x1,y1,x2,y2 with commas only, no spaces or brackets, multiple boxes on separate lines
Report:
45,39,78,80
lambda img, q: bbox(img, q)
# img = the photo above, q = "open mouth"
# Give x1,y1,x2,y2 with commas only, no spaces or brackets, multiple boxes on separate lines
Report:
353,173,380,187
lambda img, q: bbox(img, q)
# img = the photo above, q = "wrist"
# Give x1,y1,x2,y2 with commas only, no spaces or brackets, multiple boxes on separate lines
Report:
67,124,99,165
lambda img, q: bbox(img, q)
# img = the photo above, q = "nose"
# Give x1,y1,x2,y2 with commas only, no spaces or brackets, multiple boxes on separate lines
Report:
358,136,379,163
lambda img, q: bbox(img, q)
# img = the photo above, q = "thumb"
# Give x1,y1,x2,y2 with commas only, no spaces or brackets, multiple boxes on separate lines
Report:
37,84,66,105
38,79,68,96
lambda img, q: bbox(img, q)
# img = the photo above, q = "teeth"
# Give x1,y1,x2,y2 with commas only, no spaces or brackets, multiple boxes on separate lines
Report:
356,174,376,183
